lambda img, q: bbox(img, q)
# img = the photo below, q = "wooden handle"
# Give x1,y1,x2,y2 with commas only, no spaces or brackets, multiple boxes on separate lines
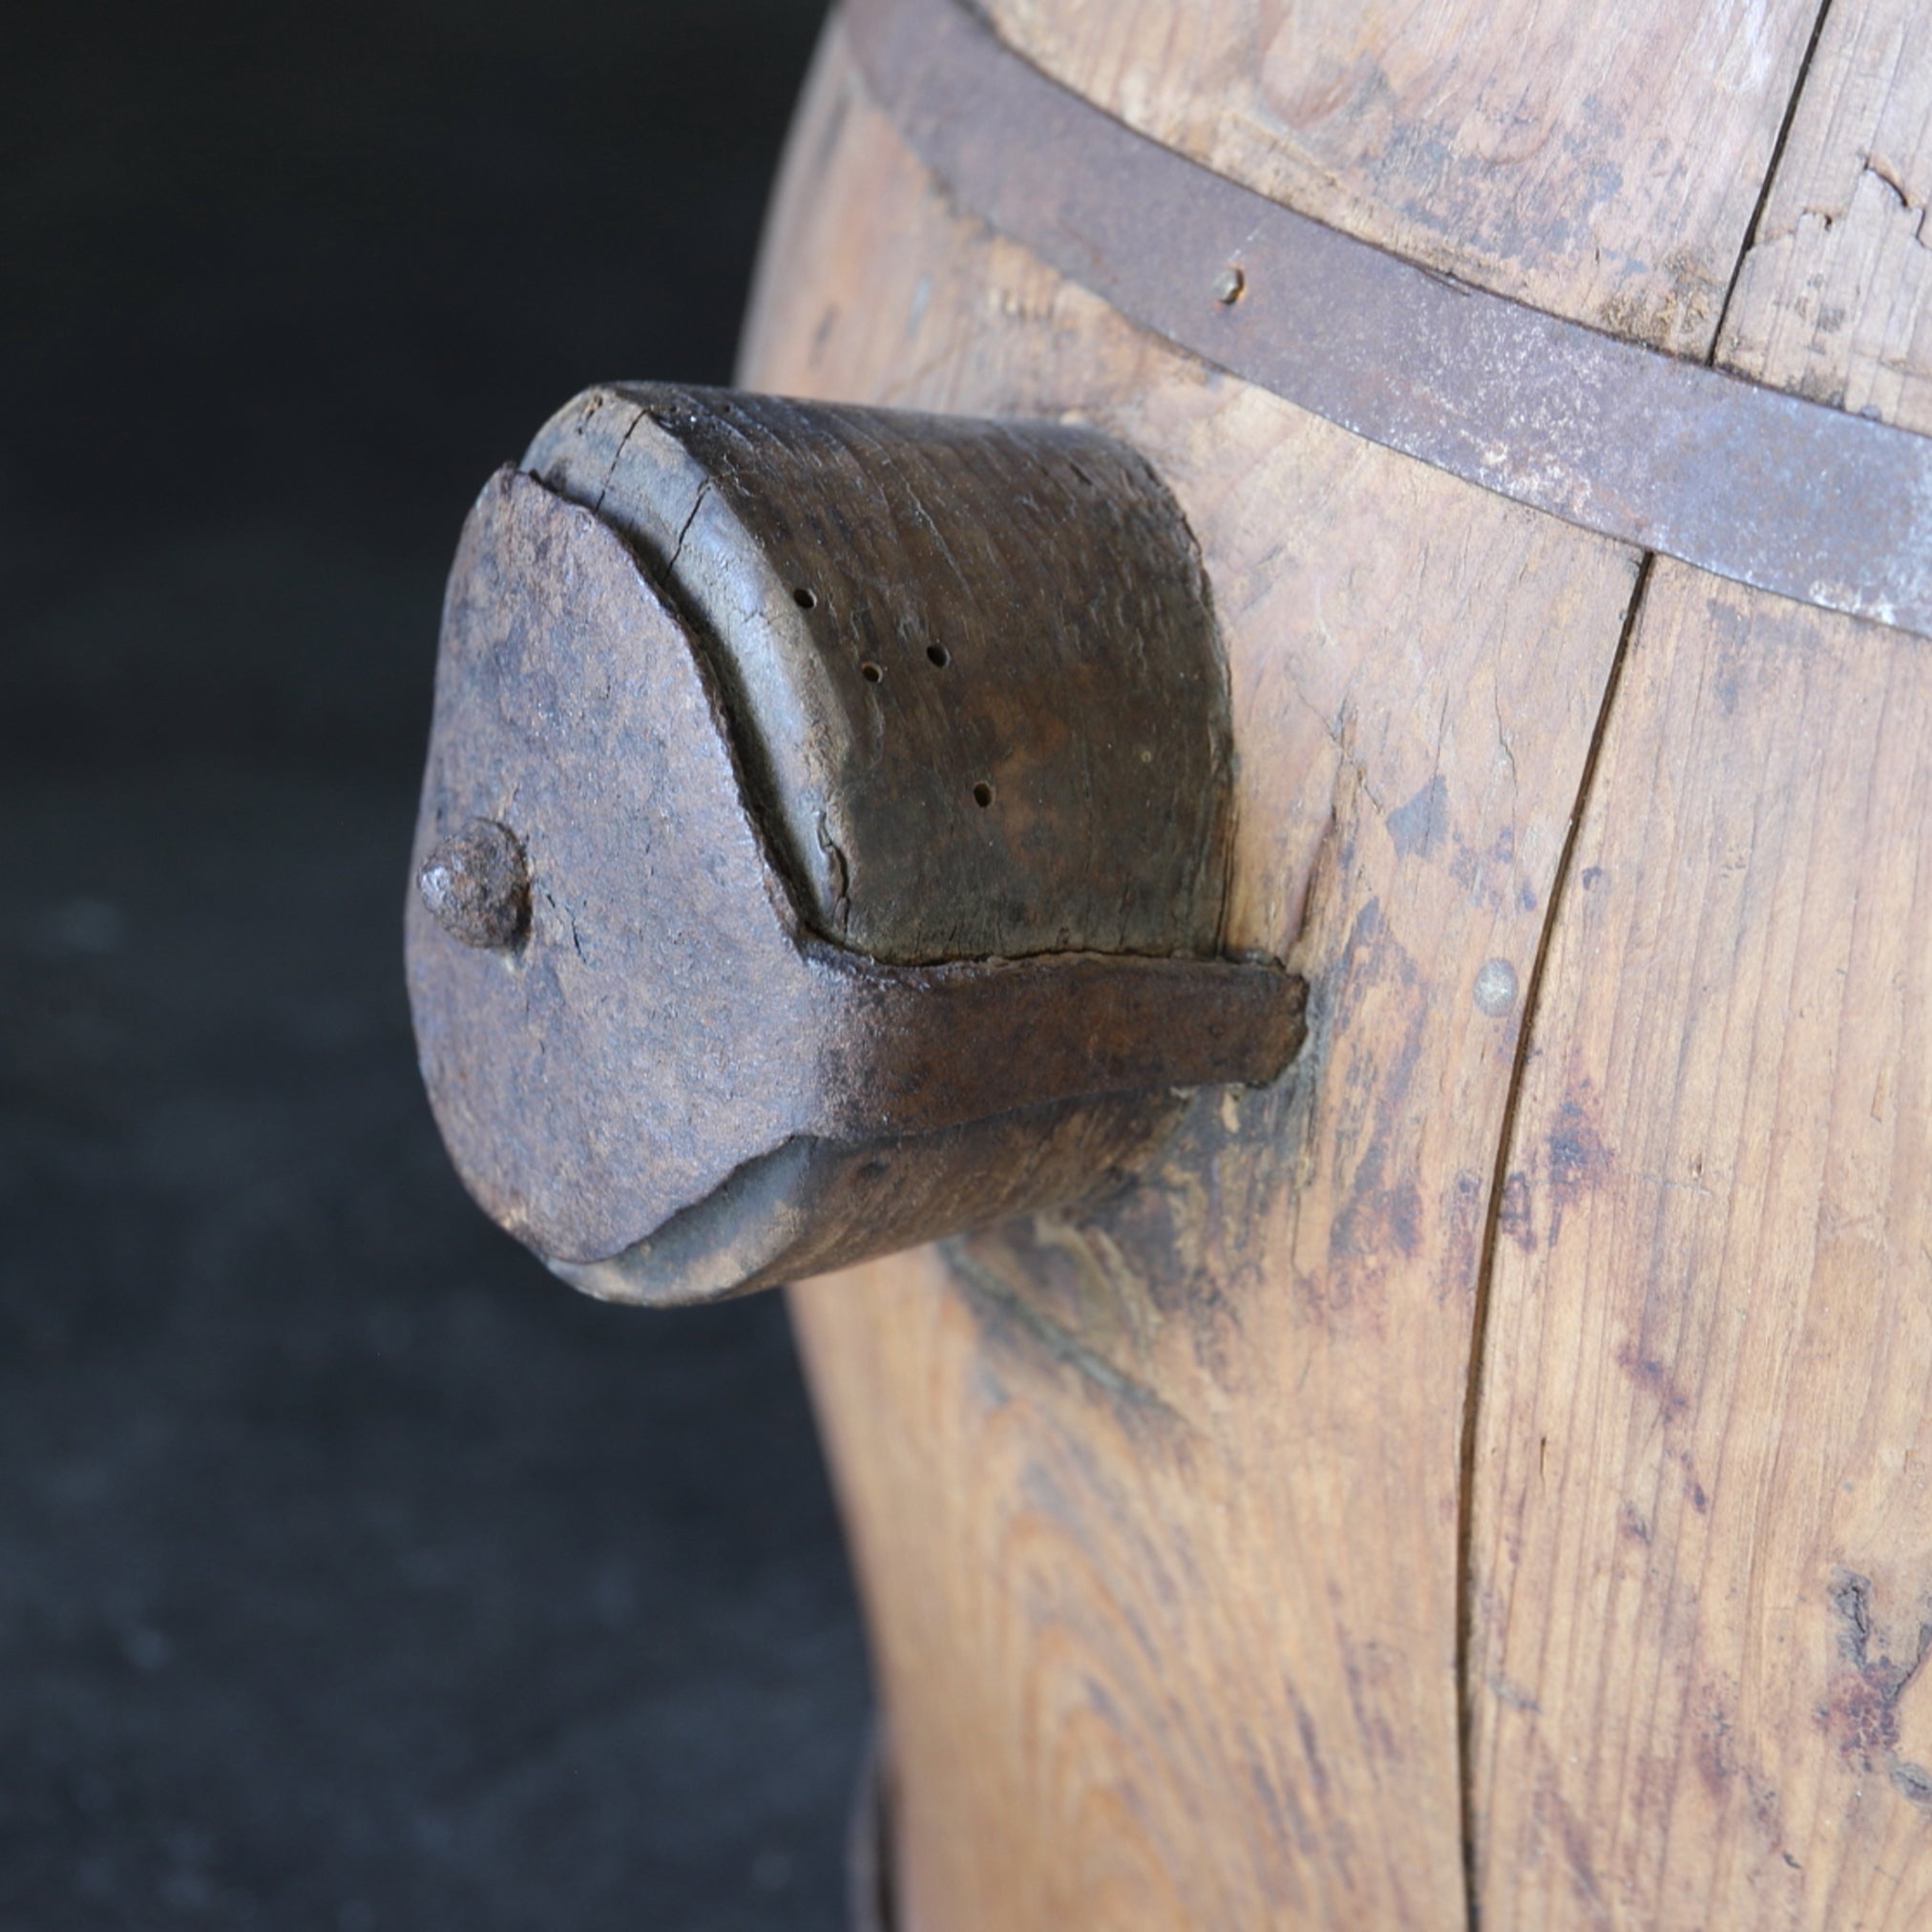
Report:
406,387,1305,1304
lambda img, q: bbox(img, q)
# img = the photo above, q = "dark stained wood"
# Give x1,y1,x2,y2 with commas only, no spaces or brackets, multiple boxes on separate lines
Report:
408,414,1303,1306
525,383,1235,965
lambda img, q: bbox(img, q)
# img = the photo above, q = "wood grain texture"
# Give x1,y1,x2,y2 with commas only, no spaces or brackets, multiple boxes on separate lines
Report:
746,23,1637,1927
1469,3,1932,1923
1720,0,1932,436
522,384,1236,965
733,2,1922,1923
981,0,1822,356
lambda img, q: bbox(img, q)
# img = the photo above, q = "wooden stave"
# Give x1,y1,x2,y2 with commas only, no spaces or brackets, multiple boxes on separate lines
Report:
740,5,1932,1925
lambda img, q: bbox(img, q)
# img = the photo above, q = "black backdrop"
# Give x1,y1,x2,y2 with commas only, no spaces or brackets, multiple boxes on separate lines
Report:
2,3,870,1926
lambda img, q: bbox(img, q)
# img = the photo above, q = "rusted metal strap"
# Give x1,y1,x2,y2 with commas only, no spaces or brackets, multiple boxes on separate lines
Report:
845,0,1932,641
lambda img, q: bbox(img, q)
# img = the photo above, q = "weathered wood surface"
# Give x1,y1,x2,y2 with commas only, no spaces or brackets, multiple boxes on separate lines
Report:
737,2,1930,1924
1468,4,1932,1922
983,0,1822,357
523,384,1237,966
409,401,1300,1307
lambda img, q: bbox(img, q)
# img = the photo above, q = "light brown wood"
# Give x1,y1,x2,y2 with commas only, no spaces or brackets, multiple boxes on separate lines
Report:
1720,0,1932,436
747,32,1633,1926
733,2,1922,1924
1469,5,1932,1923
983,0,1821,355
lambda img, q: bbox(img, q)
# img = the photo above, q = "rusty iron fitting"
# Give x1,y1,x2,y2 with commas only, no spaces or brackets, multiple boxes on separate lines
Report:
406,384,1306,1305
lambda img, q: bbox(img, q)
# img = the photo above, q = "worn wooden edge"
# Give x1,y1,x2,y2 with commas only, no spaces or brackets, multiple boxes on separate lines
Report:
525,379,1239,966
412,455,1308,1292
807,941,1308,1138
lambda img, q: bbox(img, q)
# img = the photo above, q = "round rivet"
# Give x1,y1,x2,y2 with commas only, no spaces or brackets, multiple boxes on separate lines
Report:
1473,957,1519,1017
416,818,530,951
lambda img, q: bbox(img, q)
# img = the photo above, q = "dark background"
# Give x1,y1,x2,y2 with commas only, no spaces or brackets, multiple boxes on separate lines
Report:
1,3,871,1927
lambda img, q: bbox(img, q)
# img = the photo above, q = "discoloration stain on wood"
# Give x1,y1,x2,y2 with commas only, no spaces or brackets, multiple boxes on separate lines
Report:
943,1045,1314,1405
1690,1686,1795,1867
1332,1141,1425,1264
1499,1170,1537,1250
1544,1079,1612,1237
1490,1674,1541,1712
1386,773,1452,859
1535,1781,1606,1915
944,1232,1193,1436
1820,1570,1932,1776
1612,1343,1691,1424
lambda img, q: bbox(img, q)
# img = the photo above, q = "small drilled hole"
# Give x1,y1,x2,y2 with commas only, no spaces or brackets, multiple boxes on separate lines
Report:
792,585,817,610
927,644,950,668
972,781,994,808
860,662,882,683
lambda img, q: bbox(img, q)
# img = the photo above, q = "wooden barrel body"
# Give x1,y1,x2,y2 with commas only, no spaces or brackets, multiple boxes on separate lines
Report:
739,4,1932,1924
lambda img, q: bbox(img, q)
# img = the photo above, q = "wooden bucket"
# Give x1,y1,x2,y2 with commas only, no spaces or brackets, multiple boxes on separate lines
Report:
739,1,1932,1924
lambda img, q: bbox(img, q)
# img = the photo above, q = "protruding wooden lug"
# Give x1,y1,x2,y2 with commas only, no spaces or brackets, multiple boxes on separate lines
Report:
406,386,1306,1305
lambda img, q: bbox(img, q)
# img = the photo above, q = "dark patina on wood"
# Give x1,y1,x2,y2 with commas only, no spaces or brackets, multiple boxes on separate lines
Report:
407,389,1305,1305
524,383,1238,963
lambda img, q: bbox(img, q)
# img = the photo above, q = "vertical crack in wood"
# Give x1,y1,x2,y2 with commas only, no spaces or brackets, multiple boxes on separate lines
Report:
1710,0,1839,350
1453,551,1652,1930
1454,13,1840,1909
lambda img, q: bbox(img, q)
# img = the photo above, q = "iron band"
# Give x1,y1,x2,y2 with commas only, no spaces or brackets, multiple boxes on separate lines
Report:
845,0,1932,642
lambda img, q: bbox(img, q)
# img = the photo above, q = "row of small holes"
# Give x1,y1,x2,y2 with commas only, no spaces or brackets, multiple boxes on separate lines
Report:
797,585,980,800
854,650,949,682
798,588,950,675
